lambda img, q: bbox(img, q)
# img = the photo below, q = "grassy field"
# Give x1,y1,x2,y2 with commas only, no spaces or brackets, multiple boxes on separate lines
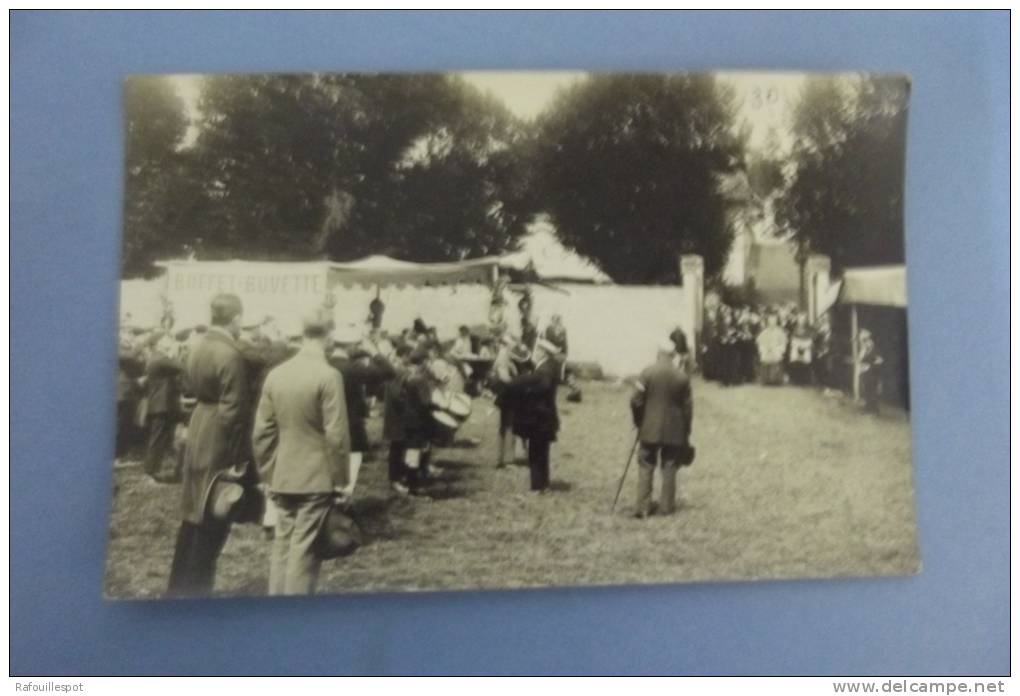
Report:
104,378,919,599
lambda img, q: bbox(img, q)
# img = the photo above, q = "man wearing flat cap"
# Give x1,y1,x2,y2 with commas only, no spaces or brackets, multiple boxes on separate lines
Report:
505,338,561,492
167,293,250,596
252,308,351,595
329,345,396,490
630,340,694,518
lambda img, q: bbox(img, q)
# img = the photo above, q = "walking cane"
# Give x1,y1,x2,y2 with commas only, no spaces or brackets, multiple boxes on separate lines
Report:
611,433,641,513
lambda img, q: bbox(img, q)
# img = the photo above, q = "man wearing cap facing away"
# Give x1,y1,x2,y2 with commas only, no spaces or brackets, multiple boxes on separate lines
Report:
167,293,250,597
328,344,396,489
505,338,561,492
630,340,694,518
252,309,352,595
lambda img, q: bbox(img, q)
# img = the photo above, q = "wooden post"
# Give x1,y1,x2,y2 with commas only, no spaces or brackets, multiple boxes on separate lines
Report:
850,304,860,401
679,254,704,368
805,254,832,324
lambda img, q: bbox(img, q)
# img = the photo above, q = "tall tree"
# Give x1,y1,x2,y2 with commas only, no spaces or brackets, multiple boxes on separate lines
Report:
775,74,909,273
122,75,190,276
342,77,534,261
533,74,744,283
164,73,533,269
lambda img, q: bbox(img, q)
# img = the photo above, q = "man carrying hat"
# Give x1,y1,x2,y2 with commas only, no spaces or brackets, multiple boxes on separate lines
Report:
629,340,694,518
252,308,352,596
505,338,561,492
167,293,250,597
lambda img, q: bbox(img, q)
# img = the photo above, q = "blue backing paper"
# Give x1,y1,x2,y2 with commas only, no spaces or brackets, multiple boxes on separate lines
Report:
10,10,1009,675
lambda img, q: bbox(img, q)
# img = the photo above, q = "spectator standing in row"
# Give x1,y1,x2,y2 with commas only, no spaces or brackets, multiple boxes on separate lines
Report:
755,313,788,386
330,347,396,490
144,334,183,482
630,341,694,518
858,329,884,413
168,293,250,597
492,334,530,468
505,339,561,492
252,309,351,596
787,314,814,385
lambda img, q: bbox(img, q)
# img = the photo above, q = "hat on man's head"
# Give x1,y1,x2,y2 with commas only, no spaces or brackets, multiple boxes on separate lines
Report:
347,348,372,361
408,347,429,365
301,308,334,337
509,343,531,363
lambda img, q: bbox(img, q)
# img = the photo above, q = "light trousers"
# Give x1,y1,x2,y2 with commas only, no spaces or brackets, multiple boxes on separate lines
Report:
269,493,332,596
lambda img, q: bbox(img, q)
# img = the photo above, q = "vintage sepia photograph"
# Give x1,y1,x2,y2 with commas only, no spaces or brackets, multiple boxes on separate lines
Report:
107,70,917,600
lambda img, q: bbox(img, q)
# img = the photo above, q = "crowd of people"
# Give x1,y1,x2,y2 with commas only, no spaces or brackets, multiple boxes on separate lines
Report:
701,300,884,410
116,289,889,598
117,291,612,596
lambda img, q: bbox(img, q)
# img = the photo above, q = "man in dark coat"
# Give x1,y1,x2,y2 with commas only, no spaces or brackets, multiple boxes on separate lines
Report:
143,336,183,482
630,340,694,518
167,293,250,597
506,338,561,492
330,347,396,485
382,345,413,494
400,349,437,493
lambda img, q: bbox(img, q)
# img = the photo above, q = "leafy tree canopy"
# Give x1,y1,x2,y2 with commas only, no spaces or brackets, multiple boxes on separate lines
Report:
775,74,909,272
122,73,534,276
532,74,744,283
122,76,191,276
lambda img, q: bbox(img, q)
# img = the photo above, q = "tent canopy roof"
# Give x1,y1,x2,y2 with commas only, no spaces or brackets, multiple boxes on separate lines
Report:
838,265,907,308
156,255,504,288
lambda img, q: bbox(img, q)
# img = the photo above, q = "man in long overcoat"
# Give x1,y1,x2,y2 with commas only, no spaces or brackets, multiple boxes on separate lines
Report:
630,341,694,518
167,293,250,597
506,338,561,492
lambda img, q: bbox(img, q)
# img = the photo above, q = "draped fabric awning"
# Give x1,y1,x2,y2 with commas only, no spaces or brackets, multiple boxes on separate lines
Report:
328,255,502,288
155,255,506,292
837,265,908,308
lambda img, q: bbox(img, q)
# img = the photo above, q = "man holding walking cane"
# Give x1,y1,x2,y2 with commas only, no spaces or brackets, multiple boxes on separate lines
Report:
628,340,695,518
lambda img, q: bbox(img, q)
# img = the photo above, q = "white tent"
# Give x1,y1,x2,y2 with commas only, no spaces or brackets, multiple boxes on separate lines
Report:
839,265,907,308
500,217,611,283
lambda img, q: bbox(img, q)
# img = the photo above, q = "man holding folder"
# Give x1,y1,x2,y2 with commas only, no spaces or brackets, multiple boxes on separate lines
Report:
253,309,352,595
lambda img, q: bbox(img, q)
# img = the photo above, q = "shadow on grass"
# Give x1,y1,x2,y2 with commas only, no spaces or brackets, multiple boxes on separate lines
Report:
430,459,476,471
548,479,573,492
418,485,472,501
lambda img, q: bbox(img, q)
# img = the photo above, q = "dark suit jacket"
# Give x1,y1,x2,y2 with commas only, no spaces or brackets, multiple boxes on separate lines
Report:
631,361,693,447
145,354,182,415
331,355,396,422
401,367,435,449
252,345,351,494
180,329,250,524
507,357,560,442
